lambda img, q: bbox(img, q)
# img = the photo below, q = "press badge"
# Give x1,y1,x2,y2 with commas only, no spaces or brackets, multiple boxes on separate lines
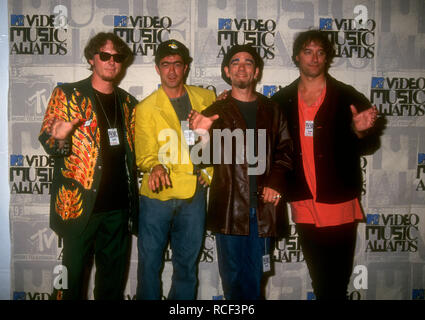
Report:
107,128,120,146
263,254,271,272
184,129,195,146
305,120,314,137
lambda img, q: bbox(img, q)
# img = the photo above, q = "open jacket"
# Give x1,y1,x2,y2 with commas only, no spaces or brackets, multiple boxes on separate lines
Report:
202,93,293,238
135,84,216,200
271,75,382,204
39,77,139,237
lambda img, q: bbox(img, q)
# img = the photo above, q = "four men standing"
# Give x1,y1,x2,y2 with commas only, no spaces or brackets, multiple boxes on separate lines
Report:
41,29,380,300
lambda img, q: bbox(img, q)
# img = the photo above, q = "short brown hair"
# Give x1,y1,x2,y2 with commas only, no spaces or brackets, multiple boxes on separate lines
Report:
84,32,133,70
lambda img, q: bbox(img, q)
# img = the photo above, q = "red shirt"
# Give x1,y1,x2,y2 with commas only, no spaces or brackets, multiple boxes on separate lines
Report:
290,87,364,227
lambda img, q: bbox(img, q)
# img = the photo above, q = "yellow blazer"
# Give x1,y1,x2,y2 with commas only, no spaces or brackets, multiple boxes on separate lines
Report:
135,84,216,200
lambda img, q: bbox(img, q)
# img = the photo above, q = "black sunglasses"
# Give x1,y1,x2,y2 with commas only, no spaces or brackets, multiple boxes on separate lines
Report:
97,51,126,63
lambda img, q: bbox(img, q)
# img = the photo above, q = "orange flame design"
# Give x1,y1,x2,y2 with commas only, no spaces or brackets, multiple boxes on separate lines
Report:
55,186,83,220
61,89,99,189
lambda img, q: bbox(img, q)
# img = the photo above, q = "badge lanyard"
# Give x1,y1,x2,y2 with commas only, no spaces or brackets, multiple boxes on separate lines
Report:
95,91,120,146
263,238,271,273
305,120,314,137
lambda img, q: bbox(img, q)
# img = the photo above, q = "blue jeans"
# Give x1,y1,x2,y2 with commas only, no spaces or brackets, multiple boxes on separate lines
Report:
136,184,206,300
215,208,271,300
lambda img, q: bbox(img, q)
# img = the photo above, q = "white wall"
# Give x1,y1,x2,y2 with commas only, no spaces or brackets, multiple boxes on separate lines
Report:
0,0,11,300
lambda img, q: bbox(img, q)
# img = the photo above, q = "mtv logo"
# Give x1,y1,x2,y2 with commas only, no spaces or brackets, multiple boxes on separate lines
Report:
218,18,232,30
30,228,56,253
319,18,333,30
11,15,24,26
371,77,384,89
114,15,127,27
10,81,53,118
418,153,425,165
307,292,316,300
13,291,26,300
366,214,380,225
412,289,424,300
263,85,277,98
10,154,24,167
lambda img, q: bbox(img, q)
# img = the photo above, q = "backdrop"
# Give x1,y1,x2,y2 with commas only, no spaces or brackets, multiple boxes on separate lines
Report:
7,0,425,300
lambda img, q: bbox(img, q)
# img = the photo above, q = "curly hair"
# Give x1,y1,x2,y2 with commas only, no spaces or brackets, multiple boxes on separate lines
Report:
84,32,133,70
292,29,336,72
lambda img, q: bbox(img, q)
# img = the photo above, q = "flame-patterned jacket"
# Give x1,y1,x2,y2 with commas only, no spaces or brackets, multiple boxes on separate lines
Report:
39,77,139,237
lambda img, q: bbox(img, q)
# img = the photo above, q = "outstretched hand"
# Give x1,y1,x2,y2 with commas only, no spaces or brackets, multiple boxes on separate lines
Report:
350,105,379,138
47,117,82,140
187,110,219,134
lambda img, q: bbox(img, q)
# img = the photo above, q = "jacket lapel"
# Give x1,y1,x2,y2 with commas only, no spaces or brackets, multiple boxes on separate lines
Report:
155,86,182,131
287,79,300,132
256,94,268,130
155,86,193,164
185,85,207,112
222,93,248,130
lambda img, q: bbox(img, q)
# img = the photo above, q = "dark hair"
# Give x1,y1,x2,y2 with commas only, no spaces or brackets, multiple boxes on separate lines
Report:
84,32,133,70
221,44,264,85
292,29,335,72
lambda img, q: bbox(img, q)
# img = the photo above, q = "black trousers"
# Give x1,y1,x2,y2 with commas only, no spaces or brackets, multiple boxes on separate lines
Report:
60,209,130,300
296,222,358,300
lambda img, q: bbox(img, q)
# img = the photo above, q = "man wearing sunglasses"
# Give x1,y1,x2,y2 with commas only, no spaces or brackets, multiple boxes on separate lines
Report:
39,32,139,300
134,39,215,299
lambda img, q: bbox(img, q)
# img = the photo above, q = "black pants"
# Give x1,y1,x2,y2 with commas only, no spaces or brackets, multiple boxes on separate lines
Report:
296,222,358,300
60,209,130,300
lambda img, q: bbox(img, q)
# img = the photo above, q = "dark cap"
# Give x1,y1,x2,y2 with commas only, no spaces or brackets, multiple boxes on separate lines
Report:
155,39,193,66
221,44,264,85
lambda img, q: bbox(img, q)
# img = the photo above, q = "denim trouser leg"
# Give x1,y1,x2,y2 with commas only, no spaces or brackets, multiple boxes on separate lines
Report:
216,208,270,300
168,186,206,300
136,195,171,300
136,184,206,300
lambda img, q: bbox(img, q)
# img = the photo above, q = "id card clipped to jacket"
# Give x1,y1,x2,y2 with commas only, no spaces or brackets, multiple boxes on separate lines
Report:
263,238,271,272
108,128,120,146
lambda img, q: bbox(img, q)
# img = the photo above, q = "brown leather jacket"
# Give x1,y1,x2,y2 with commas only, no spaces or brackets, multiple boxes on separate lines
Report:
202,93,293,237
